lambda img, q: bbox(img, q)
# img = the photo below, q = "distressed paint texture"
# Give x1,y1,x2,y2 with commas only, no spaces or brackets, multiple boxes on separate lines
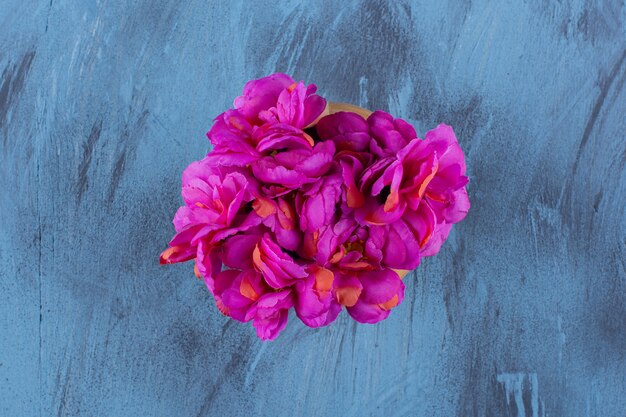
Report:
1,1,625,416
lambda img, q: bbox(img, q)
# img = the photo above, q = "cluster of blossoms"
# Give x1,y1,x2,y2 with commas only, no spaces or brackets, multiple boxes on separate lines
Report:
160,73,470,340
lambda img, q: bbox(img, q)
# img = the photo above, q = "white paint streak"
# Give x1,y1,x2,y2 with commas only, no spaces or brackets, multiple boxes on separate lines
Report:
497,373,526,416
245,342,268,387
497,372,542,417
557,315,566,366
358,76,368,108
387,75,413,122
530,373,539,417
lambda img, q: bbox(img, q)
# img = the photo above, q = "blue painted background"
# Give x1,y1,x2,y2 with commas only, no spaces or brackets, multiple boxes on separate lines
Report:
1,1,625,416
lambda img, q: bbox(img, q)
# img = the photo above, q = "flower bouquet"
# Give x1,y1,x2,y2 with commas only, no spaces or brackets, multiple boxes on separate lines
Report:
160,74,470,340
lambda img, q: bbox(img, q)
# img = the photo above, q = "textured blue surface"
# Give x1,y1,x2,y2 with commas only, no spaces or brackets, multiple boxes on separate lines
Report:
1,1,625,416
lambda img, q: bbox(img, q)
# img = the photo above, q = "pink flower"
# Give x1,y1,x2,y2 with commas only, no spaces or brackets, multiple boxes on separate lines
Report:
221,233,260,270
316,111,371,152
393,199,452,258
161,73,471,340
250,124,336,190
366,221,421,270
212,268,294,341
303,224,407,323
356,124,469,230
368,110,418,157
355,147,428,225
259,81,327,129
300,217,356,266
296,169,343,233
420,124,470,224
206,74,328,170
233,73,296,124
251,195,301,251
345,269,405,324
215,232,299,340
294,265,341,328
213,269,267,321
382,125,470,259
245,290,294,340
205,110,258,167
159,157,261,281
335,150,373,211
252,234,308,288
175,156,258,232
298,218,407,321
